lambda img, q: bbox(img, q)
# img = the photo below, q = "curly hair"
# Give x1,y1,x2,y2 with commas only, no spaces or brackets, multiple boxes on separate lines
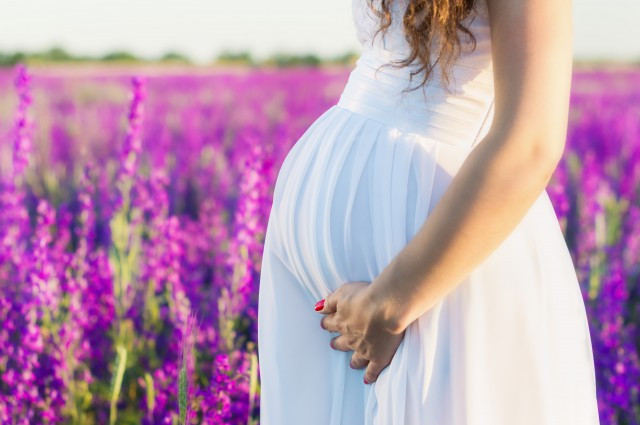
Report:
367,0,479,95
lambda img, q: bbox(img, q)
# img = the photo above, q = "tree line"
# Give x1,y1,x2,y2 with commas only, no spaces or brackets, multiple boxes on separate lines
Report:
0,47,360,67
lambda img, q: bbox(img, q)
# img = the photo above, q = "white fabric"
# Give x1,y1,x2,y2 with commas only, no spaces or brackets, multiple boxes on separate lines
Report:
257,0,601,423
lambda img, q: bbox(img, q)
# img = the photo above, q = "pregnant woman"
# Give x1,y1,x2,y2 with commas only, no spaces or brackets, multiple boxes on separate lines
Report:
258,0,600,423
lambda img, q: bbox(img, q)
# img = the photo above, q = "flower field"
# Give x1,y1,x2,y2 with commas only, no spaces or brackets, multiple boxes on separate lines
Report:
0,63,639,424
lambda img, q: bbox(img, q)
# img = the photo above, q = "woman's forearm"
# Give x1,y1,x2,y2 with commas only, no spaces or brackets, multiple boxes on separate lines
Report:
366,127,563,334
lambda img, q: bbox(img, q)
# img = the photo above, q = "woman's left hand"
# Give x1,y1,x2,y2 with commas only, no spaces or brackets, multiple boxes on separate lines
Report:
314,281,406,384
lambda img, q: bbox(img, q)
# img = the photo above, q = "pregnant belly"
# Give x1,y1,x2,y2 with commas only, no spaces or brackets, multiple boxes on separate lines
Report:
268,109,472,301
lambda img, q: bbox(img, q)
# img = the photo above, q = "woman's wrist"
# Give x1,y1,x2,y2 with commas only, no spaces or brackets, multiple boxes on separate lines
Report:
365,259,416,335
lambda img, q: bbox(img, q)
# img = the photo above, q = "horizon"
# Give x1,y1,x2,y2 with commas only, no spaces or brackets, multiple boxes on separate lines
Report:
0,0,639,64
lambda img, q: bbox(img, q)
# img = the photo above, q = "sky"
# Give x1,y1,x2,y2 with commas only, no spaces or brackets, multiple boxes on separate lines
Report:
0,0,639,63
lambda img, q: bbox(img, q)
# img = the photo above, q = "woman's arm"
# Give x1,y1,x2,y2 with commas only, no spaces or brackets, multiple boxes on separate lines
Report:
316,0,574,384
366,0,574,335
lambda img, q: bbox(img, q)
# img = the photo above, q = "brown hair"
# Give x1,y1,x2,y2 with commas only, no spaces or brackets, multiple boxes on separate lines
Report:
367,0,479,94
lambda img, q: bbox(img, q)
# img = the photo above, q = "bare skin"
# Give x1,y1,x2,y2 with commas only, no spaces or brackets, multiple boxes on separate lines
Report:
316,0,573,385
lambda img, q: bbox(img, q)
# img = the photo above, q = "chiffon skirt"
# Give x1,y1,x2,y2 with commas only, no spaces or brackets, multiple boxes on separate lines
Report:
257,52,600,425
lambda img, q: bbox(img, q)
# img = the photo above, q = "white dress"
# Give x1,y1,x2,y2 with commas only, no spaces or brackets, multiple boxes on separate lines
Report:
257,0,601,423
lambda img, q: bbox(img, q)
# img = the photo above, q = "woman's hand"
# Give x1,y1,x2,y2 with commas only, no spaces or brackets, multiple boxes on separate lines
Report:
314,281,406,384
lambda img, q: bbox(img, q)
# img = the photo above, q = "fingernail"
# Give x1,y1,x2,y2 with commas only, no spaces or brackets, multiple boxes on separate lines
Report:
320,319,325,330
363,377,370,385
349,362,356,369
329,339,335,349
314,299,325,311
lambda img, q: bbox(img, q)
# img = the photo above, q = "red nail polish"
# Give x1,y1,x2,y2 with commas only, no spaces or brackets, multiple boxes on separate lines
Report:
330,339,335,349
314,299,325,311
364,377,370,384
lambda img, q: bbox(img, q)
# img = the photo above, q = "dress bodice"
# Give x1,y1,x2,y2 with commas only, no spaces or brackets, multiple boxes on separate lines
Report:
337,0,496,150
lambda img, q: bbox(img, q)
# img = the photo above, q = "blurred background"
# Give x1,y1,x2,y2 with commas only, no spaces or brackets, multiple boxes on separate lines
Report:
1,0,639,67
0,1,639,424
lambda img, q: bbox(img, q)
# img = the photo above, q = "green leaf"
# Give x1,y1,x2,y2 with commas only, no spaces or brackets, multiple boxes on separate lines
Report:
178,363,188,424
144,372,155,419
109,344,128,425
